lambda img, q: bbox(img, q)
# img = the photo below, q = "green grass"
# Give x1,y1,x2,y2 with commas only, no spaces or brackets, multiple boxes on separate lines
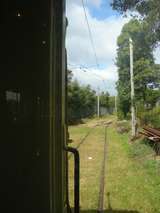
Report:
68,125,91,148
106,127,160,213
69,125,105,210
69,117,160,213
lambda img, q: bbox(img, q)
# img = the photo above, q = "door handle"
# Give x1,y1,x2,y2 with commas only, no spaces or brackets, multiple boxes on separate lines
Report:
65,147,80,213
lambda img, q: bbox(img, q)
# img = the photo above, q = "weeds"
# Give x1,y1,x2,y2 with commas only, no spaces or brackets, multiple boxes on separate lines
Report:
128,139,154,159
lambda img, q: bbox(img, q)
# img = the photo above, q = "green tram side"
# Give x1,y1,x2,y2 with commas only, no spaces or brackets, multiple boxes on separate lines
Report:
0,1,79,213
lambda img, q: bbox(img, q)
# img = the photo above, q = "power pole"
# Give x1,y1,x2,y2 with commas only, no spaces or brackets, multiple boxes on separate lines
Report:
115,95,117,116
97,87,100,118
129,38,136,138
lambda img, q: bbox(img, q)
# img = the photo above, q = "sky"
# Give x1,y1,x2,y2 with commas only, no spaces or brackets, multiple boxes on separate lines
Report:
66,0,160,95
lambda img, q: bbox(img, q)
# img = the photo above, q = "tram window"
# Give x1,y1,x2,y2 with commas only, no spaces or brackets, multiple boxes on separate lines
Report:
6,90,20,102
5,90,21,122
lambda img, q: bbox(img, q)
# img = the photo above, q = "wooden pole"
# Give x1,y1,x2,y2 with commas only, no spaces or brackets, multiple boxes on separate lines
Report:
129,38,136,138
97,87,100,117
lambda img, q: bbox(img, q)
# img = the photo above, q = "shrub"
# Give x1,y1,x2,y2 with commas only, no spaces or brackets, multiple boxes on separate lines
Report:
116,120,131,134
139,106,160,128
128,139,154,158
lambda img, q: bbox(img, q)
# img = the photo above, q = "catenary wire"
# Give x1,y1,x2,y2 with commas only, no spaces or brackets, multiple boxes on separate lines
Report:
81,0,100,69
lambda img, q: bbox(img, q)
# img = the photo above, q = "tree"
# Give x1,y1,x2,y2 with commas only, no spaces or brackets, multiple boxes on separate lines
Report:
68,80,96,123
99,92,110,108
134,58,157,101
111,0,160,45
109,96,116,110
67,69,73,84
116,19,158,119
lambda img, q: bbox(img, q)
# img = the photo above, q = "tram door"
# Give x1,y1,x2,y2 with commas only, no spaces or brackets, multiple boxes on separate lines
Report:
0,1,67,212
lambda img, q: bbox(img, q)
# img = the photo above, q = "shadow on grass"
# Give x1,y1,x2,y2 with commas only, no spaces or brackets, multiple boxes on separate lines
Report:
71,193,140,213
80,210,140,213
71,208,140,213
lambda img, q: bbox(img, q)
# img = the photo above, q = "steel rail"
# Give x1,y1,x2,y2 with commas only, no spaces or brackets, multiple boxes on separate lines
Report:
68,125,96,159
98,126,108,212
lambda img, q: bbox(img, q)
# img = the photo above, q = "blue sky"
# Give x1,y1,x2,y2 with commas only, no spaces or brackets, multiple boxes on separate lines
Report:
87,0,118,20
66,0,130,95
66,0,159,95
66,0,129,95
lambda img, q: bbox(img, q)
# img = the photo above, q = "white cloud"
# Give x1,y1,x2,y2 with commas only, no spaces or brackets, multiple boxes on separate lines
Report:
70,65,118,95
66,0,129,95
87,0,102,8
66,3,129,66
66,0,160,95
67,0,102,8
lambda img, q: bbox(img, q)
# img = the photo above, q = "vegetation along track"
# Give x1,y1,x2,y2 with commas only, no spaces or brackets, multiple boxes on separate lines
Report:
98,125,108,212
69,120,111,211
75,125,97,150
69,120,112,152
68,125,97,159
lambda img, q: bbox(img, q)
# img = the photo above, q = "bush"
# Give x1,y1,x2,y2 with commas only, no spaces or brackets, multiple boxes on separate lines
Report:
139,106,160,128
128,139,154,158
68,81,96,124
116,120,131,134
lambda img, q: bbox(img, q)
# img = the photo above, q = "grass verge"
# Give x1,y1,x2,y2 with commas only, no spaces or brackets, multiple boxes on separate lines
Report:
69,117,160,213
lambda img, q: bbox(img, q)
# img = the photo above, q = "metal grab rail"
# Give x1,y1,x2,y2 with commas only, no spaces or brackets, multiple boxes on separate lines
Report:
65,146,80,213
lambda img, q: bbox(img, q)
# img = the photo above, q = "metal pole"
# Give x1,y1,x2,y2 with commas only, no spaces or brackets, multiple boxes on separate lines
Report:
129,38,136,138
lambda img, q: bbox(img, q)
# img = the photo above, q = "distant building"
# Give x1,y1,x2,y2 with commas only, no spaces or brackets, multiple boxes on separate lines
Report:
99,106,114,116
147,82,160,90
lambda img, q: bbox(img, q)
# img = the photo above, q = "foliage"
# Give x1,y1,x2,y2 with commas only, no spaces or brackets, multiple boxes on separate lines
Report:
116,120,131,133
128,139,154,159
68,80,96,123
99,91,109,108
67,69,73,84
108,96,115,108
116,19,159,119
111,0,160,44
134,58,158,101
138,106,160,128
145,89,160,107
99,93,116,114
67,70,113,122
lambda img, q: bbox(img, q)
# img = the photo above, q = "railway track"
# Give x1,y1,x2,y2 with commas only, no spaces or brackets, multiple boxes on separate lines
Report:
69,120,112,153
97,125,108,212
75,125,96,150
69,121,111,212
68,125,96,159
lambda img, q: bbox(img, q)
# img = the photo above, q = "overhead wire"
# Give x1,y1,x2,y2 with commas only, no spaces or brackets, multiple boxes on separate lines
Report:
79,2,102,200
81,0,100,69
68,63,107,92
67,0,107,92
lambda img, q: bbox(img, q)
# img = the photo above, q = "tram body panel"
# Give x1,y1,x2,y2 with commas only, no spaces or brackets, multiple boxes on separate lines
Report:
0,0,67,212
